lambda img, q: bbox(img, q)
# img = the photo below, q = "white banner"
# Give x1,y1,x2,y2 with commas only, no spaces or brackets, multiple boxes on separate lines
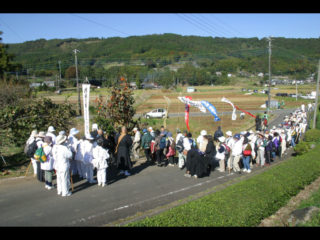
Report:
177,97,206,113
82,84,91,136
221,97,237,120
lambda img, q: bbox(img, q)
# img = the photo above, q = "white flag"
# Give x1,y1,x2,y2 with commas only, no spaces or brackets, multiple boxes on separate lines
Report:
221,97,237,120
82,84,91,136
177,97,206,113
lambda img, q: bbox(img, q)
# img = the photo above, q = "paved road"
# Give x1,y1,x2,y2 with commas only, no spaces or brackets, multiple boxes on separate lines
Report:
0,108,296,226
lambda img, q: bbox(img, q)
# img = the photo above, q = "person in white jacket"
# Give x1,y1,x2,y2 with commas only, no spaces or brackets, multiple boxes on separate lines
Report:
52,134,73,197
67,128,80,176
41,136,54,190
132,127,141,160
75,137,85,179
46,126,56,145
216,136,226,172
231,134,243,174
225,131,234,172
92,138,109,187
83,134,97,184
25,130,38,177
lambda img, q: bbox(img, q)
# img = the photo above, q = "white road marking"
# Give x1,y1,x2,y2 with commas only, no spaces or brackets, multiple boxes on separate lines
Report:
70,173,232,225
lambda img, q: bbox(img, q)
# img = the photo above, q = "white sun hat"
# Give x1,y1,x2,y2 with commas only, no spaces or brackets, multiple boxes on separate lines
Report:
69,128,79,136
200,130,207,136
56,134,67,145
218,136,226,143
226,131,233,137
92,123,98,130
48,126,55,133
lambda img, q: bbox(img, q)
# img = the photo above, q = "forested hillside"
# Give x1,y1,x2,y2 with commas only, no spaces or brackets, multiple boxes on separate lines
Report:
6,34,320,87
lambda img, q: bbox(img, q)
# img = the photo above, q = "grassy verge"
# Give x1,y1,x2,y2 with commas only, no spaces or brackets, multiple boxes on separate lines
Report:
127,144,320,227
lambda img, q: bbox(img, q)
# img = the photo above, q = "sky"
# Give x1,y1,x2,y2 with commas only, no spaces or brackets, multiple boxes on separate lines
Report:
0,13,319,44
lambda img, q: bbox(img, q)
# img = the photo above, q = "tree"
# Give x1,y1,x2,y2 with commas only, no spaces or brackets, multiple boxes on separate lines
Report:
105,77,140,131
65,66,77,79
0,31,15,80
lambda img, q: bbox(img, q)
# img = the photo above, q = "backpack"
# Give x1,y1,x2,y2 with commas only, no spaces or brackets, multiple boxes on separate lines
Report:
25,140,39,158
176,136,185,153
189,138,197,149
159,137,167,150
34,147,47,163
150,140,156,154
243,144,252,156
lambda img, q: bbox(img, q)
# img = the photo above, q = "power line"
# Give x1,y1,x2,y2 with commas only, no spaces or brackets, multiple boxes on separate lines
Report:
70,14,130,37
210,14,248,38
0,16,24,42
186,14,227,37
192,14,232,38
176,14,217,37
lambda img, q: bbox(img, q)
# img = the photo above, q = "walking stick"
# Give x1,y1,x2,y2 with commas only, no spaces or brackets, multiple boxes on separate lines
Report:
24,160,32,177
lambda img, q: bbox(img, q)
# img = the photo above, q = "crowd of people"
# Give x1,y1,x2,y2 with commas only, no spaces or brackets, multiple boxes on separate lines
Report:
24,103,312,197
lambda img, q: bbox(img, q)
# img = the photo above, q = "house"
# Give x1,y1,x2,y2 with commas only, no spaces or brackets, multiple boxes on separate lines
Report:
227,73,232,77
258,72,264,77
129,82,137,89
216,72,222,76
43,81,55,87
29,82,42,88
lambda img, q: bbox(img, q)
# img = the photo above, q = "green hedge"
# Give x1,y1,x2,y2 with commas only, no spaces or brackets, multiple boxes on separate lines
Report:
304,128,320,142
127,144,320,227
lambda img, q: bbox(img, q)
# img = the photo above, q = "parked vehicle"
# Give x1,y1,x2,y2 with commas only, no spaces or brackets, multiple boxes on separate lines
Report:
276,93,288,97
145,108,167,119
187,87,196,93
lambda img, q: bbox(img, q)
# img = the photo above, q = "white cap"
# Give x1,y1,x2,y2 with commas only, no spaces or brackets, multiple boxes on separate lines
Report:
218,136,226,143
226,131,232,137
92,123,98,130
200,130,207,136
69,128,79,136
48,126,55,132
148,127,153,131
133,127,138,131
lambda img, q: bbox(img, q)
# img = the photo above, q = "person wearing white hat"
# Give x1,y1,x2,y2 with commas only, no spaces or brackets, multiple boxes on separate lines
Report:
256,133,267,167
34,131,46,181
91,123,99,139
225,131,234,172
46,126,56,145
52,134,73,197
75,136,85,179
280,129,287,156
216,136,226,172
41,136,54,190
92,138,109,187
82,134,97,184
67,128,80,176
196,130,207,147
132,127,141,161
25,130,39,177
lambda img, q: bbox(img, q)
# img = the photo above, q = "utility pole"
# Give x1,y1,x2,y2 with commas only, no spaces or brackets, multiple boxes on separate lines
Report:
58,60,62,90
73,49,81,116
313,59,320,129
267,36,272,115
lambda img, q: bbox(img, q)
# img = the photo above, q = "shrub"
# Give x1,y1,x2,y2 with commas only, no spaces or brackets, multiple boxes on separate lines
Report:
304,129,320,142
294,141,311,155
128,144,320,227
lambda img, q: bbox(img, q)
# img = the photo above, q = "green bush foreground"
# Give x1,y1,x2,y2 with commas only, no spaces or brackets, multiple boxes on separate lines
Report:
127,144,320,227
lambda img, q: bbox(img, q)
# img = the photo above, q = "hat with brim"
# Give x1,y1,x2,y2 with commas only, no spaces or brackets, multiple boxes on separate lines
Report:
48,126,55,133
37,131,46,138
218,136,226,143
200,130,207,136
70,128,79,136
56,135,67,145
226,131,232,137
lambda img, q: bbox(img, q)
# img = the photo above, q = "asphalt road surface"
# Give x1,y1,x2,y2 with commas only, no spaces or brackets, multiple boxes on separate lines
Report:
0,108,296,226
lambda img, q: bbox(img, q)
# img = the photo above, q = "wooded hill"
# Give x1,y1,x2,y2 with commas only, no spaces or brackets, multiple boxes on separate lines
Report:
5,34,320,86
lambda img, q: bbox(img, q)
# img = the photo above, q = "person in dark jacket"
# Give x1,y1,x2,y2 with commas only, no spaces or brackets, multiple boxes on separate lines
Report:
255,115,262,131
204,135,216,172
214,126,224,141
265,135,274,166
115,126,133,176
141,128,153,163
